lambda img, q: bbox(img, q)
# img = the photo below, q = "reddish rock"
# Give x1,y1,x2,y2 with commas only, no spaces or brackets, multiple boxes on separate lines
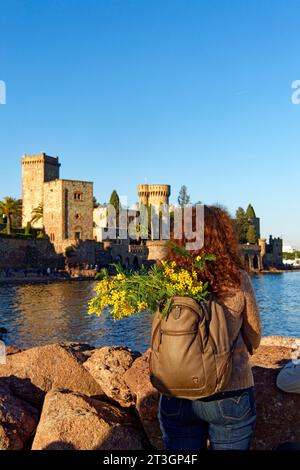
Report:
124,349,163,449
59,342,96,363
5,346,22,355
32,388,149,450
83,346,140,408
124,342,300,451
0,383,39,449
0,344,104,407
250,344,300,450
260,336,300,349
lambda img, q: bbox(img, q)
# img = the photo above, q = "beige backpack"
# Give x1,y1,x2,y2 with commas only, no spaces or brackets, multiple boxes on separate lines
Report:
149,295,241,399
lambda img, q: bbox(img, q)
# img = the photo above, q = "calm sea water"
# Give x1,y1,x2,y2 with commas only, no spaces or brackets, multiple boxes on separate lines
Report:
0,272,299,353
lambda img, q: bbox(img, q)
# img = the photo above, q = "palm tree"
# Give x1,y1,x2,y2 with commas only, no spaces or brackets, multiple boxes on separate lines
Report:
31,204,43,226
0,197,22,235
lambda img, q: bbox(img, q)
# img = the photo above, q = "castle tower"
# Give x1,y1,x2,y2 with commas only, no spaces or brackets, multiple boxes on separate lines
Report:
22,153,60,228
137,184,171,207
258,238,266,258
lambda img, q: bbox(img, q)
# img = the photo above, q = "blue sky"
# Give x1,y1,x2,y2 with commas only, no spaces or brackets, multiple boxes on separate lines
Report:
0,0,299,245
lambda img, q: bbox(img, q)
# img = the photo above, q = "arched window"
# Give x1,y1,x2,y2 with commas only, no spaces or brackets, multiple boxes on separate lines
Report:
74,191,83,201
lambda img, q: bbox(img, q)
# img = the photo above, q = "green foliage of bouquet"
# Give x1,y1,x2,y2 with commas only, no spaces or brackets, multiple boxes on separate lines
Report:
88,245,216,320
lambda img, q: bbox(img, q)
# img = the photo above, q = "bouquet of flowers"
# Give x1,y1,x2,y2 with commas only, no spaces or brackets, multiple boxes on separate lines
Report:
88,244,216,320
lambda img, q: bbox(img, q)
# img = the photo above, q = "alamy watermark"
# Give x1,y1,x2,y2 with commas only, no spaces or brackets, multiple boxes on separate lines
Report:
291,80,300,104
0,340,6,365
95,203,204,250
0,80,6,105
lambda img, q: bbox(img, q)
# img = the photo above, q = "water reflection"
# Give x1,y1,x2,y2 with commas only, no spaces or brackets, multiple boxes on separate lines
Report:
251,272,300,338
0,281,153,353
0,272,299,353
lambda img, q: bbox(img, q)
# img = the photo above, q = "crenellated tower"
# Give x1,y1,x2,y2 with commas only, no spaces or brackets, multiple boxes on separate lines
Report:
22,153,60,228
137,184,171,207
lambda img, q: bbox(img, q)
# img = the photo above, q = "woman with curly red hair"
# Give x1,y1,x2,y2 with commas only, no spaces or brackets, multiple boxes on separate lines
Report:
158,205,262,450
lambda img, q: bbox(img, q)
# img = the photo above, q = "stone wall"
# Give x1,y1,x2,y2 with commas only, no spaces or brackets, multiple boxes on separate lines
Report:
65,240,111,267
0,237,63,270
146,240,168,262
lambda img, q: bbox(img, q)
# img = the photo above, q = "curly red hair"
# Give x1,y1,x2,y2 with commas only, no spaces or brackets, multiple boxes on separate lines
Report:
167,205,245,296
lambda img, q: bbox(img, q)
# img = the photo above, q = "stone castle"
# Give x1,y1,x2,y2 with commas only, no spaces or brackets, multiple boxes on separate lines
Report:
22,153,93,253
20,153,282,270
21,154,169,265
237,208,283,270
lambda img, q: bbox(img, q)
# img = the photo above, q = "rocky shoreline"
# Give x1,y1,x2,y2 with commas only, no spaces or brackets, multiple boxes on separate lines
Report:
0,337,299,450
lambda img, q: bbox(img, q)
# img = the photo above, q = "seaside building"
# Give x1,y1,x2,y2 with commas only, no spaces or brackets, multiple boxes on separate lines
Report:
22,154,93,253
282,242,296,253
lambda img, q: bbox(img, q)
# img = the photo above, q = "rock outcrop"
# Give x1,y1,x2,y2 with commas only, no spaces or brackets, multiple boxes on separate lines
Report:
83,346,141,408
124,350,163,449
250,341,300,450
0,383,39,449
0,337,299,450
32,388,148,450
0,343,104,407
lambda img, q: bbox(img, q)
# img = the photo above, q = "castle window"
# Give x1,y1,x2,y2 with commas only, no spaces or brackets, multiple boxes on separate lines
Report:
74,191,83,201
75,213,80,220
50,233,55,242
75,231,81,240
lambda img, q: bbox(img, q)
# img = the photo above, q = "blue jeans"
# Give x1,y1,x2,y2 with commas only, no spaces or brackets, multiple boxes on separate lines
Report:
158,387,256,450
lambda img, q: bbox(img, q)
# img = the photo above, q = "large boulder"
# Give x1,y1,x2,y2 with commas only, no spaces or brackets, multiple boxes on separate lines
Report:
32,388,149,450
0,383,39,449
83,346,141,408
0,344,104,407
260,336,300,349
250,342,300,450
124,340,300,451
124,349,163,449
59,342,96,363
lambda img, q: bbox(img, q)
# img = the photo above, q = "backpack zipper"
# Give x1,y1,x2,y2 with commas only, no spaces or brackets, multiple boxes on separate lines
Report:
160,329,198,335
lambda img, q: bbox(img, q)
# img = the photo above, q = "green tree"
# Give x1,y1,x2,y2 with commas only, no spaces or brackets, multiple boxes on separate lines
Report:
0,197,22,235
93,196,100,209
283,251,300,260
235,207,249,244
24,221,32,236
178,185,190,208
12,199,22,228
109,190,120,225
30,204,43,225
246,204,256,220
246,224,257,244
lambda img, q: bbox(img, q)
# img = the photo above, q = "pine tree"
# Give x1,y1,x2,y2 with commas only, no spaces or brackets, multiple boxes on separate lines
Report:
109,190,120,213
235,207,249,244
109,190,120,226
246,224,257,244
177,185,190,208
93,197,100,209
246,204,256,219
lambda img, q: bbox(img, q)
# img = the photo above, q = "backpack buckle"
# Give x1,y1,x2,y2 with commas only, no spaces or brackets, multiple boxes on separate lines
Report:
174,306,181,320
